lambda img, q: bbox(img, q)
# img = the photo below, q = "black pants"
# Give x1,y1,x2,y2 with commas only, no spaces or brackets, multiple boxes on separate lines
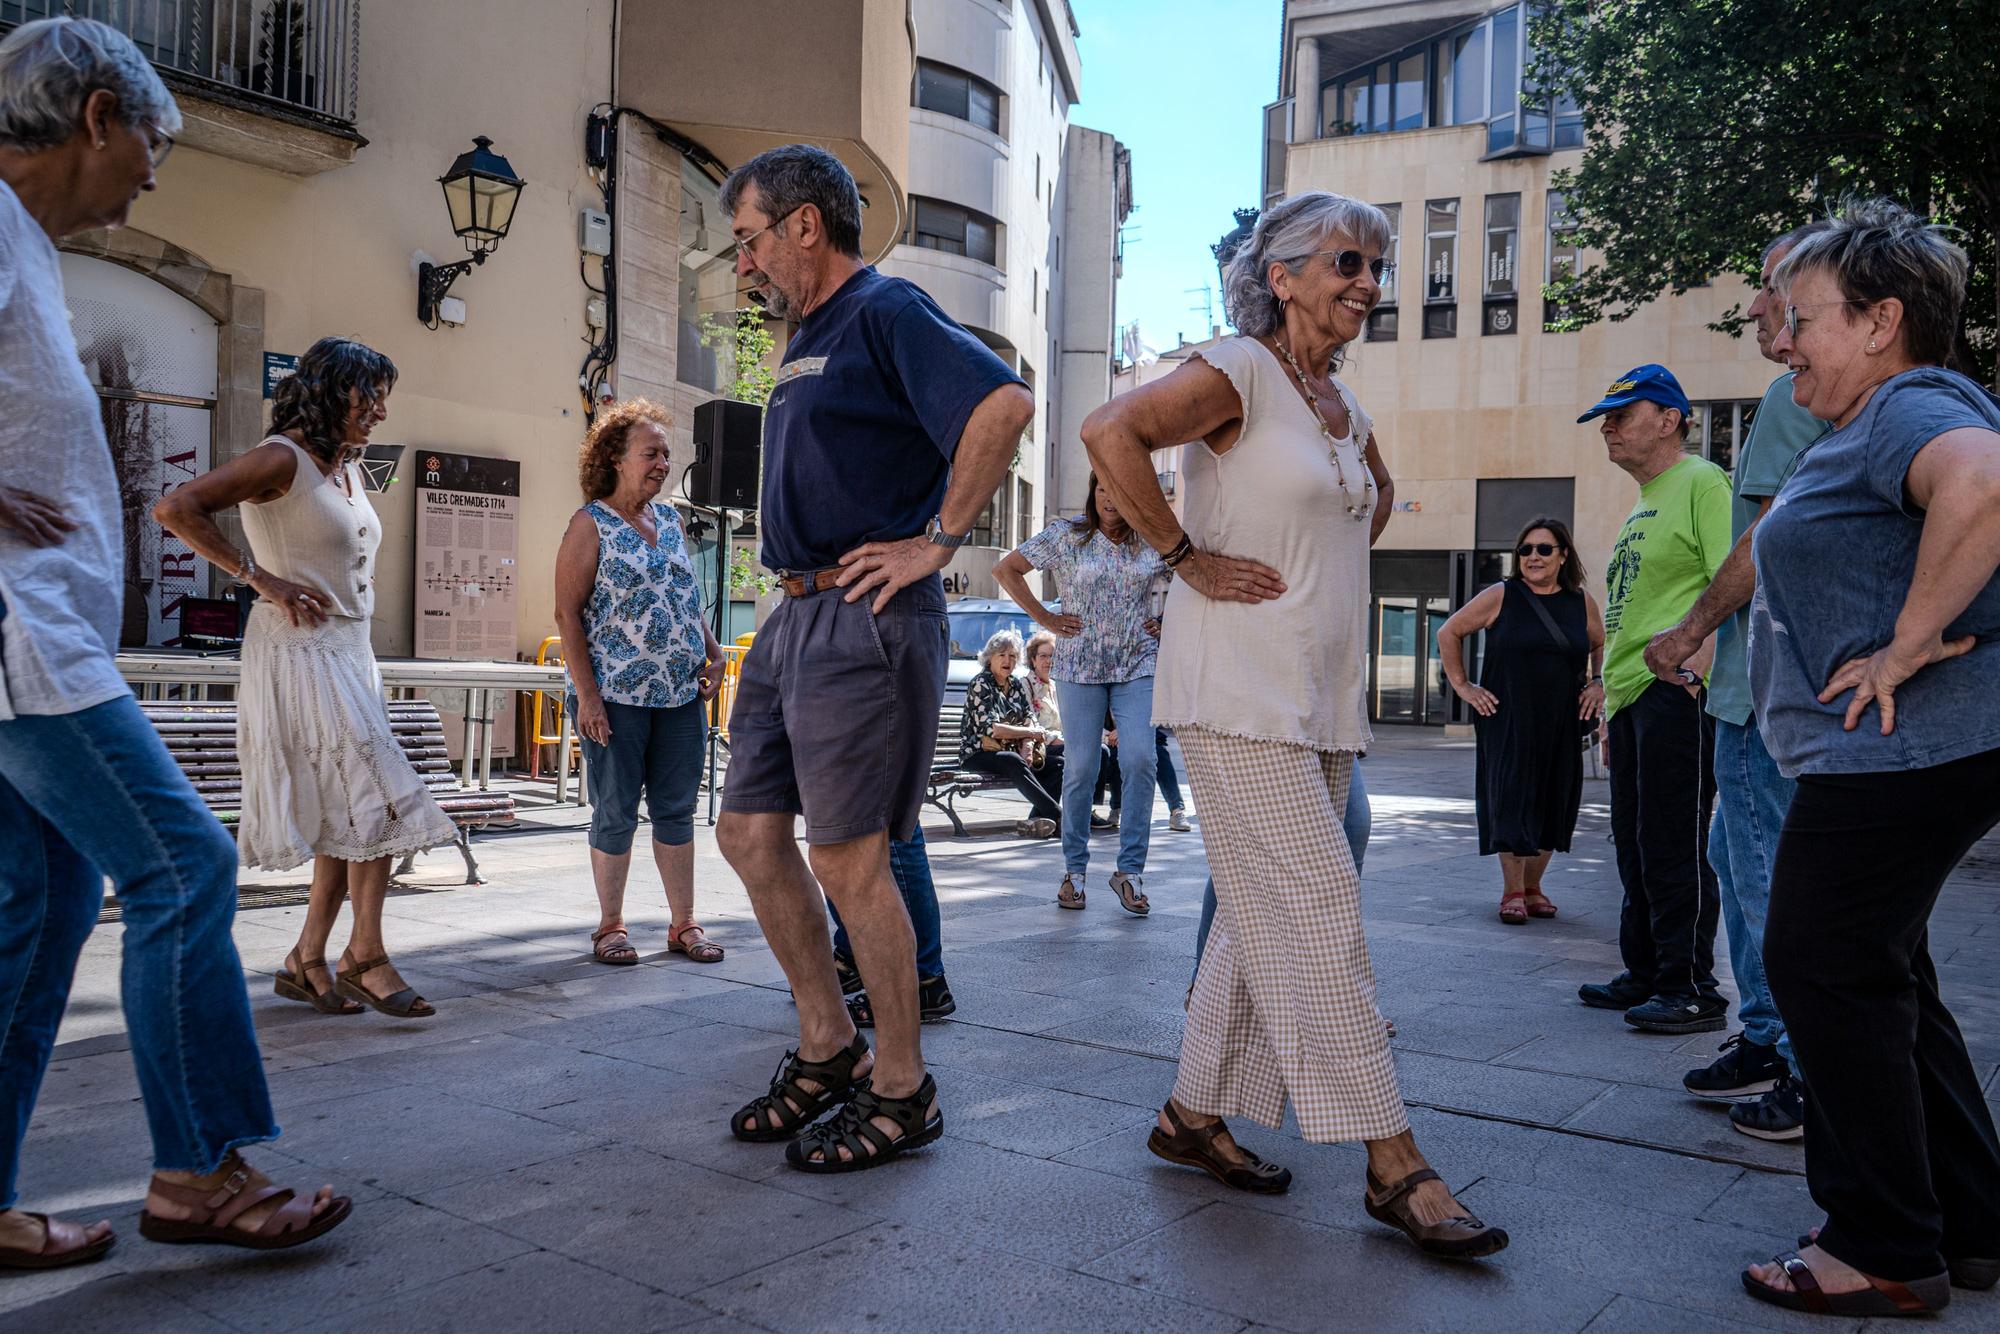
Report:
1765,746,2000,1281
1607,680,1720,1000
963,748,1062,821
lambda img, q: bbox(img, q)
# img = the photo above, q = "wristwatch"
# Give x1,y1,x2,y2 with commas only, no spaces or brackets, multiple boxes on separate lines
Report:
925,514,972,550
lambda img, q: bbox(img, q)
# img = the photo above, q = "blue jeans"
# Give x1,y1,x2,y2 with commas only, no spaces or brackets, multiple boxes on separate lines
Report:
1056,676,1156,878
1194,761,1371,968
828,825,945,980
0,694,278,1207
1709,718,1798,1069
1154,730,1185,811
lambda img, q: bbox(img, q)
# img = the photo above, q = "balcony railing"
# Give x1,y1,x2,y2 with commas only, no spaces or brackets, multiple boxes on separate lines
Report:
1,1,360,125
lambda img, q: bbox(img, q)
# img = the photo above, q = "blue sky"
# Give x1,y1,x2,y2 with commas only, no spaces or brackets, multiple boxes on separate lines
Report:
1070,0,1278,353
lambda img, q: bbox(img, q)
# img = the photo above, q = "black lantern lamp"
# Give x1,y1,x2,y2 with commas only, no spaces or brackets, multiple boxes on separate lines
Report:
416,136,526,326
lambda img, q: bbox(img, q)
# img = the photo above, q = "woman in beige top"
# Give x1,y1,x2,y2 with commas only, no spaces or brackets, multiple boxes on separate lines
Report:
156,337,455,1020
1081,192,1507,1261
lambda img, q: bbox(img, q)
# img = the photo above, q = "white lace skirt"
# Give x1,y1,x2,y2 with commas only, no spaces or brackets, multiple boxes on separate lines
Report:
237,605,458,870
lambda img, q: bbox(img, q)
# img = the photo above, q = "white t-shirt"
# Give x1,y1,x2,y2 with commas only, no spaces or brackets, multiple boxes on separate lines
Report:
0,180,128,719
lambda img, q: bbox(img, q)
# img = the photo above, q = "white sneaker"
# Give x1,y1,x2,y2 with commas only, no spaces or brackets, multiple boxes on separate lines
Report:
1168,806,1192,832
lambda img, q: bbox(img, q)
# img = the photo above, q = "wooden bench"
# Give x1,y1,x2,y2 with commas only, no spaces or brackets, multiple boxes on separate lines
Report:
141,699,515,884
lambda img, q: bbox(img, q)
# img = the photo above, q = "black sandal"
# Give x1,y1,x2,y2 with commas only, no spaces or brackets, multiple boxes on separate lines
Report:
785,1073,943,1173
1146,1101,1292,1194
833,953,864,997
274,954,362,1014
333,954,434,1019
847,975,958,1028
730,1032,871,1142
1744,1252,1949,1316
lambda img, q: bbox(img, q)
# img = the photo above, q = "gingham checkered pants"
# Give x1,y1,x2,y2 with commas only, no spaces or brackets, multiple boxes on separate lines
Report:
1172,727,1410,1143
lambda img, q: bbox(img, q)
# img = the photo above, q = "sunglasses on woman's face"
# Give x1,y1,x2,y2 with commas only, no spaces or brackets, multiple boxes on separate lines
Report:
1516,542,1561,558
1303,249,1392,283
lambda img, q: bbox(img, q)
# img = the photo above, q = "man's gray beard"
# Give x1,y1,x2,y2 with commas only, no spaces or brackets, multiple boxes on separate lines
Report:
759,285,798,321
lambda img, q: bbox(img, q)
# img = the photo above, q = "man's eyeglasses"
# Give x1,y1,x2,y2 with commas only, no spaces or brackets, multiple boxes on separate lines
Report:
734,204,802,254
1301,249,1392,283
141,119,173,168
1784,299,1867,340
1516,542,1561,558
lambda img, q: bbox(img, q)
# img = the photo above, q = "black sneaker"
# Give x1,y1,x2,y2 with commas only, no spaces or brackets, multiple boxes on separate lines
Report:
1683,1033,1787,1102
1578,974,1652,1010
1730,1075,1805,1141
846,974,958,1029
1624,993,1729,1035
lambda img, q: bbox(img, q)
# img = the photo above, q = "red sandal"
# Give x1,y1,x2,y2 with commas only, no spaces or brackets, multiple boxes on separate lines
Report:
1499,894,1529,926
591,922,639,965
669,921,724,963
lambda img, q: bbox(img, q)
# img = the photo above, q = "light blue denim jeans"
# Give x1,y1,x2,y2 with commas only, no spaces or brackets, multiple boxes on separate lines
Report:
1194,761,1370,967
0,692,278,1207
1056,676,1157,879
1709,718,1798,1071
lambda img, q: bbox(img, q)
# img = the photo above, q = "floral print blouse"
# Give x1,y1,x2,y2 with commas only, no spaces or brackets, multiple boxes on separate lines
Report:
574,500,709,709
1016,519,1167,684
960,669,1036,762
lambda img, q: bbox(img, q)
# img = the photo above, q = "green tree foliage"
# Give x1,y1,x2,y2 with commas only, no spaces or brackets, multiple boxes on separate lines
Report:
697,309,777,406
1534,0,1999,382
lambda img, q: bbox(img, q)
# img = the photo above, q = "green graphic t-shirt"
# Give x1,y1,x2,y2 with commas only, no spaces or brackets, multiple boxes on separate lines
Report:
1602,454,1733,717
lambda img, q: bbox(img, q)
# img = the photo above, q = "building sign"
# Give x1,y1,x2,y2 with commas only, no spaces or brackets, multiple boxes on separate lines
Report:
262,352,299,398
415,451,520,758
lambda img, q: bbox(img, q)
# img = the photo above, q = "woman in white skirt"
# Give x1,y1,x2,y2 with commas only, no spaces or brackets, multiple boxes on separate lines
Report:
155,336,455,1019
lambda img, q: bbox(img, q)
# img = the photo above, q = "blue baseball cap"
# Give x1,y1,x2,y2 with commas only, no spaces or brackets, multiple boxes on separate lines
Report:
1577,363,1691,424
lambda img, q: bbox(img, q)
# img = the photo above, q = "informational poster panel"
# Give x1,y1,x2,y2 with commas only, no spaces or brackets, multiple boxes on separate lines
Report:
415,452,520,759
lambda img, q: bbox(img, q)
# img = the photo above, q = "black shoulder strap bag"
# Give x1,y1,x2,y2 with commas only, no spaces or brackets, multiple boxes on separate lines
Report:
1513,581,1597,746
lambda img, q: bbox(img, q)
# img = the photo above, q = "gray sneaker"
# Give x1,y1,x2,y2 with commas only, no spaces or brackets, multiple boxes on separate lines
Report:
1169,806,1192,832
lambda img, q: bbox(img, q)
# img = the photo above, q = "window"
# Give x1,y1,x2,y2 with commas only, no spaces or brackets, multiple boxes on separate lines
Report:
1483,193,1520,336
1016,478,1034,546
1450,25,1487,125
676,160,736,392
1487,5,1520,154
909,196,1001,267
1366,202,1401,343
1424,198,1458,339
916,60,1001,135
1034,153,1041,197
1262,98,1292,205
1687,399,1760,473
1032,269,1039,313
1392,54,1425,131
1544,189,1579,331
969,495,1001,548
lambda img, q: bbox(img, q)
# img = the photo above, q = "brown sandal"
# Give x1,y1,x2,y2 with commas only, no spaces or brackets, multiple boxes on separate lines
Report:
1057,874,1085,910
1524,891,1558,918
334,953,435,1019
139,1158,352,1251
1498,894,1528,926
1146,1102,1291,1194
1744,1252,1950,1316
1364,1167,1509,1259
669,921,724,963
274,953,364,1014
0,1213,115,1270
591,923,639,966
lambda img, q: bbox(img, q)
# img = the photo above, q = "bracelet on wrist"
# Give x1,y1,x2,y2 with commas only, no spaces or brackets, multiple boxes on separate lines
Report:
1161,533,1194,568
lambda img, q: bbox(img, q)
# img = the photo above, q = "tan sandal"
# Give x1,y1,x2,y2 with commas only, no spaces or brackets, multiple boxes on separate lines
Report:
334,953,435,1018
139,1158,352,1251
0,1212,114,1270
1057,873,1085,910
1110,871,1150,917
591,922,639,965
669,921,724,963
1364,1167,1509,1259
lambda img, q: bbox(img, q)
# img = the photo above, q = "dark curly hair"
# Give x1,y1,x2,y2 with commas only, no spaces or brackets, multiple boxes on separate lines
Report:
578,397,673,501
269,336,397,464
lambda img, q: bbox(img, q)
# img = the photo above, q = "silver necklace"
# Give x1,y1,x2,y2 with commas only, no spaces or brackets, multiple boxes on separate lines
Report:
1273,337,1372,521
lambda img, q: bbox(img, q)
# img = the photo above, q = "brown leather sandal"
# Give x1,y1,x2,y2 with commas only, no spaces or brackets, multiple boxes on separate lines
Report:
139,1158,352,1251
591,923,639,966
1524,891,1558,918
334,953,436,1019
669,921,724,963
1364,1167,1509,1259
0,1213,115,1270
1744,1252,1949,1316
1057,873,1085,910
1498,894,1528,925
1146,1102,1292,1194
274,953,363,1014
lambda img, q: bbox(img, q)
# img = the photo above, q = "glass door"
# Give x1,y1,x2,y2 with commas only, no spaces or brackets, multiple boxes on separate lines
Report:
1371,595,1456,725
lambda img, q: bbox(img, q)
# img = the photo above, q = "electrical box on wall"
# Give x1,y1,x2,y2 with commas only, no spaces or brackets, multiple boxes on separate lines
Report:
585,296,606,329
579,208,610,256
436,296,467,327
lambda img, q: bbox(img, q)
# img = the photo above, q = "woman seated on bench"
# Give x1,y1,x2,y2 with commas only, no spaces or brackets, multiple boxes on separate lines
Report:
959,630,1063,838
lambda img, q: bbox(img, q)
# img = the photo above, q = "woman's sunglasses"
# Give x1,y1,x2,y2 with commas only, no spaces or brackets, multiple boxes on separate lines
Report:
1516,542,1561,558
1302,249,1393,283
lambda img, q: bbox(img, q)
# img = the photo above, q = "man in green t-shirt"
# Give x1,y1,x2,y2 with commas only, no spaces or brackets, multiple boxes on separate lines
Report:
1575,364,1734,1038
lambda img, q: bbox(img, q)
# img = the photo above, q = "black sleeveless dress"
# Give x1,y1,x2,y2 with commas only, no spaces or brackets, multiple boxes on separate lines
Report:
1474,580,1589,856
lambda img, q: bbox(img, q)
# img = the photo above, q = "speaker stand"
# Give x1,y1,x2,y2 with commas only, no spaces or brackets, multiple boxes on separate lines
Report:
695,504,731,826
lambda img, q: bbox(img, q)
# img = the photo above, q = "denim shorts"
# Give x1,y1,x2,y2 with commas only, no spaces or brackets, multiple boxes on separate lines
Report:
582,698,706,853
721,575,948,844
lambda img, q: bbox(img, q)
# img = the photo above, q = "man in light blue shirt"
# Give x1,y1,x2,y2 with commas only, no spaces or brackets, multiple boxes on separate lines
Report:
1645,224,1830,1143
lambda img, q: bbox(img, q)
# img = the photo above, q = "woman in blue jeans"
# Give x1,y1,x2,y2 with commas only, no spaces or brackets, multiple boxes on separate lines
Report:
828,826,954,1023
998,474,1166,916
555,400,725,966
0,16,348,1267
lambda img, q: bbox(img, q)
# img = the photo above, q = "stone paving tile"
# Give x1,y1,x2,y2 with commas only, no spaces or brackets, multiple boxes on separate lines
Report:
918,1019,1159,1094
29,1047,143,1114
290,1249,716,1334
694,1221,1247,1332
1036,1002,1190,1059
934,1067,1161,1160
1559,1083,1802,1172
9,1272,237,1332
1392,1049,1614,1125
1581,1293,1808,1333
1696,1169,1822,1237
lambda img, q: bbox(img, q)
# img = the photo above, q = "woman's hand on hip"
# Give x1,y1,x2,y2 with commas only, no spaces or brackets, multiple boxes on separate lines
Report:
575,693,612,746
1177,549,1286,604
1046,612,1084,637
0,486,77,546
1820,634,1977,735
1142,617,1161,638
1578,681,1605,721
253,573,331,628
1451,680,1499,717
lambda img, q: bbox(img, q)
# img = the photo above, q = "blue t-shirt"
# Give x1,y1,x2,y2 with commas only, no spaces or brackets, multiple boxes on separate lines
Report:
1707,372,1828,727
758,266,1024,573
1750,367,2000,776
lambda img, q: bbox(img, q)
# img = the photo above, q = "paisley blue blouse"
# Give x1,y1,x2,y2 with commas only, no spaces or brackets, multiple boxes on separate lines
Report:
573,500,709,709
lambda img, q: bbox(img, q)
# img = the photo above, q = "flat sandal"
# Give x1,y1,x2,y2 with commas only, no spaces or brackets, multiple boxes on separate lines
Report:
1146,1102,1291,1194
274,954,363,1014
334,953,435,1019
1744,1252,1949,1316
1364,1167,1508,1259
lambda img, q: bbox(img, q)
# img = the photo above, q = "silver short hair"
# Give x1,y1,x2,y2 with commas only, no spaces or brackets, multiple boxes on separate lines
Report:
1222,191,1392,338
0,17,180,154
1773,197,1968,369
978,628,1024,670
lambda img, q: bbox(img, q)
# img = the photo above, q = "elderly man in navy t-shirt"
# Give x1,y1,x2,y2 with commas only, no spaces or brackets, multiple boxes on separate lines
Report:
714,145,1031,1173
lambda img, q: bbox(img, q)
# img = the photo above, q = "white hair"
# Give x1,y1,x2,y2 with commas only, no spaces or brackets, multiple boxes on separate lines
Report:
1222,191,1391,338
0,17,181,153
978,628,1024,670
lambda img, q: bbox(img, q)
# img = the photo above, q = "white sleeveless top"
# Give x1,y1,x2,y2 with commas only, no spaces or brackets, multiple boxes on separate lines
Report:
240,436,379,621
1153,336,1375,753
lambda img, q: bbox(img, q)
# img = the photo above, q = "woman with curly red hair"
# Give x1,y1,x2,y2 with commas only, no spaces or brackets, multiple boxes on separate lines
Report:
554,399,726,966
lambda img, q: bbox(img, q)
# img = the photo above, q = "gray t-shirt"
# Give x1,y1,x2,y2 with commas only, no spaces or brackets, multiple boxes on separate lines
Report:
1750,367,2000,775
0,180,127,719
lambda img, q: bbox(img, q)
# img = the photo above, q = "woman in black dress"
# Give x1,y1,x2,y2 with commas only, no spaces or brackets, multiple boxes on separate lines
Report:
1437,519,1605,924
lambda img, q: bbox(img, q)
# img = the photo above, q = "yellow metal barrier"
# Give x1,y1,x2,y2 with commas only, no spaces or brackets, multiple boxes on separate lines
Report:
709,644,747,737
529,636,575,783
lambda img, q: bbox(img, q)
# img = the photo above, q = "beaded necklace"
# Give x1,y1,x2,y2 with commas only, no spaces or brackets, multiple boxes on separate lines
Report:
1273,337,1373,521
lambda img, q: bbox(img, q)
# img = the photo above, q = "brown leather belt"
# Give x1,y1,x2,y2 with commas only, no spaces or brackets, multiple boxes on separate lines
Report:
778,567,845,598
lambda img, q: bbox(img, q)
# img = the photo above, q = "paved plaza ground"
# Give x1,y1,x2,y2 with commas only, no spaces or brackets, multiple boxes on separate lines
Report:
9,727,2000,1332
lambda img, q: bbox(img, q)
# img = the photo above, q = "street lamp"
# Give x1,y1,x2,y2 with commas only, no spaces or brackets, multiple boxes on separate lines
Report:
416,136,526,326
